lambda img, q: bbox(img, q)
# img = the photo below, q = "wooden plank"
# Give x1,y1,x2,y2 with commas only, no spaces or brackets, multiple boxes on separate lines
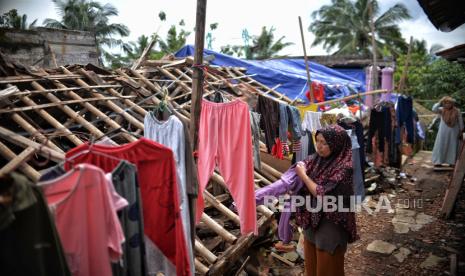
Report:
0,96,134,113
270,252,295,267
0,141,40,181
0,147,36,177
0,85,19,100
206,214,272,275
441,143,465,218
0,126,64,162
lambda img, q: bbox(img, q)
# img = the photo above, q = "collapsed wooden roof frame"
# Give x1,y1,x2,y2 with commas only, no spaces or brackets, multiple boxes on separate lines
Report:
0,56,291,275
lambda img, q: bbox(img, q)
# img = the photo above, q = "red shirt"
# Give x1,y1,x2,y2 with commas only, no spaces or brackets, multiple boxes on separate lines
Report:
65,138,190,276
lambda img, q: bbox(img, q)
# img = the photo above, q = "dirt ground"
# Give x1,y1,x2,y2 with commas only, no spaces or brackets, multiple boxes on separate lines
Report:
246,151,465,276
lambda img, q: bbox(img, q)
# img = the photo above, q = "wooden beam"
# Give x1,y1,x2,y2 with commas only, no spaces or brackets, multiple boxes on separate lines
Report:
0,126,64,162
0,96,134,113
0,141,40,181
195,258,209,275
206,214,272,275
61,67,144,131
10,113,63,153
13,84,123,96
78,69,147,117
131,37,157,70
204,190,240,224
194,238,218,264
298,16,313,103
200,213,237,243
441,143,465,218
0,147,36,177
19,94,83,146
30,81,106,139
190,0,207,154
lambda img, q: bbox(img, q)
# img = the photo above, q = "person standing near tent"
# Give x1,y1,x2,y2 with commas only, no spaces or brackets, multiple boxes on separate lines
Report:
432,96,464,167
295,125,358,276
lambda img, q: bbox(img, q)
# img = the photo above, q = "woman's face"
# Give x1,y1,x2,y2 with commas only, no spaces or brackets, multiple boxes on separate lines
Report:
316,133,332,158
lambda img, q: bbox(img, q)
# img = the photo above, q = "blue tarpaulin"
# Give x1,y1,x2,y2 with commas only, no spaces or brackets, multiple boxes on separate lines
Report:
175,45,365,101
333,68,366,86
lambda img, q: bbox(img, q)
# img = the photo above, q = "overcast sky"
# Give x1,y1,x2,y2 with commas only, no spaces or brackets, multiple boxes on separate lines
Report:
1,0,464,56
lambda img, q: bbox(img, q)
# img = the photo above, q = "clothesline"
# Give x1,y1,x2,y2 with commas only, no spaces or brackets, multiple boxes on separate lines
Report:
311,89,388,107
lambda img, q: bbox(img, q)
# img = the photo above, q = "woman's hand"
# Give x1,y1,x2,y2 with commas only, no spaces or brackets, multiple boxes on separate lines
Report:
295,162,308,181
296,161,317,196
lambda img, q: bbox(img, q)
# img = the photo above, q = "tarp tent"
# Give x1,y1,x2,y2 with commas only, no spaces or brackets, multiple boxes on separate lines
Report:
175,45,365,101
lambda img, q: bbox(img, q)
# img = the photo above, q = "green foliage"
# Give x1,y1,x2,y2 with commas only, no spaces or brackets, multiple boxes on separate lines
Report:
158,11,166,21
310,0,411,57
220,26,292,59
43,0,129,65
157,24,191,55
0,9,38,29
395,55,465,111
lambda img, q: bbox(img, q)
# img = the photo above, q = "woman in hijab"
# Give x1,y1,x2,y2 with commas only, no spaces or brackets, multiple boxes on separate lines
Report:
295,125,358,276
432,96,464,166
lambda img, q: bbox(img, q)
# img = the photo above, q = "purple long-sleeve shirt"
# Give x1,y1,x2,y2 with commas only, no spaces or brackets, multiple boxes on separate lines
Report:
255,164,303,243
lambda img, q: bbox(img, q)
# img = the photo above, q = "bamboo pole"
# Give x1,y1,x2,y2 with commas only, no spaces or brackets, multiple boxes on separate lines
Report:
0,146,36,177
190,0,207,153
0,96,133,113
30,81,106,139
195,258,209,275
0,126,64,162
0,141,40,181
19,94,83,146
61,67,144,131
200,213,237,243
79,69,147,117
10,113,63,153
204,190,241,224
194,238,218,264
298,16,314,103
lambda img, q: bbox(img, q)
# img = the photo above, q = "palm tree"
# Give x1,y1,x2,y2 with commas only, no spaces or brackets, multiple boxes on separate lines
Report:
310,0,411,57
220,27,293,59
0,9,37,29
43,0,129,62
247,27,293,59
157,20,191,55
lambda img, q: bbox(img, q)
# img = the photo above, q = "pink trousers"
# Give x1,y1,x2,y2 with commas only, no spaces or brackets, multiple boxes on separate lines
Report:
196,99,257,235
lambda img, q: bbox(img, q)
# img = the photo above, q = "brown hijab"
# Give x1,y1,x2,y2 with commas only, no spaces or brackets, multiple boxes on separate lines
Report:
440,96,459,127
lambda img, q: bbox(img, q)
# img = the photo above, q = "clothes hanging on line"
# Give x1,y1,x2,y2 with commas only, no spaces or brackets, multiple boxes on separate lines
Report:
297,104,318,120
38,160,148,276
40,164,125,276
346,129,364,203
250,111,262,170
257,95,280,153
64,138,191,276
107,161,147,276
197,99,257,235
396,95,415,145
143,113,194,275
0,172,71,276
